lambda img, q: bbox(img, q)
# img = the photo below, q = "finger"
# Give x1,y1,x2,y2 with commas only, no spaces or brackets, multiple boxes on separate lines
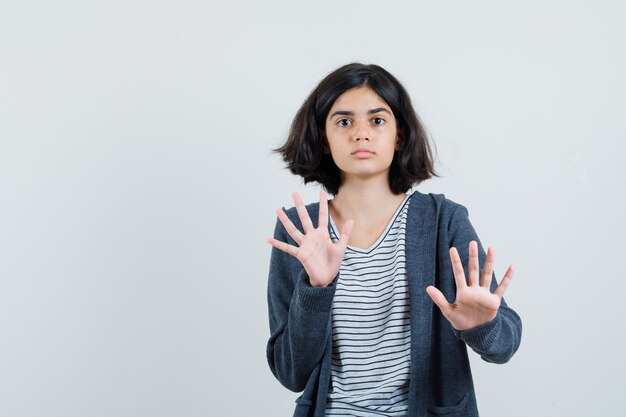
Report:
449,247,467,289
481,246,495,289
336,219,354,253
426,286,452,317
318,191,329,229
468,241,479,286
276,208,304,245
494,264,515,298
267,237,299,257
293,192,314,233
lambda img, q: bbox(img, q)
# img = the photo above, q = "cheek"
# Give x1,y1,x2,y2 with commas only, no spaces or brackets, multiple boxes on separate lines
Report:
328,144,343,160
327,144,349,167
326,137,345,153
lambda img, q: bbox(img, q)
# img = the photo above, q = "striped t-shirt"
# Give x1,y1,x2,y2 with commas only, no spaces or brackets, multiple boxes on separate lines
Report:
325,195,411,417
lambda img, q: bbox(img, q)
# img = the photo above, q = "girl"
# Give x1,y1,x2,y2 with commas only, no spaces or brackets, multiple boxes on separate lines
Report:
266,63,521,417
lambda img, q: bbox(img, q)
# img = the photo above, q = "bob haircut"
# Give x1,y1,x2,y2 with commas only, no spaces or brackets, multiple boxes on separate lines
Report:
275,62,437,195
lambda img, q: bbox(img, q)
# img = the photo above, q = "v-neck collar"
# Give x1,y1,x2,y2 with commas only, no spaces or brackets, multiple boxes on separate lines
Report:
328,193,411,253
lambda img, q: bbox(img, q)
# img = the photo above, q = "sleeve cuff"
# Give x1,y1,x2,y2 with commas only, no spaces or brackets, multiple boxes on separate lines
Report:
453,313,502,351
294,270,337,313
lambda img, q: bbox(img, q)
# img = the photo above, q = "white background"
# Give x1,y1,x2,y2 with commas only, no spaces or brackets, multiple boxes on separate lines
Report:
1,1,625,416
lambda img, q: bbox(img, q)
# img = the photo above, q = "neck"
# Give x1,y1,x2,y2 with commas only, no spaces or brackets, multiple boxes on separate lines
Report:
330,176,405,223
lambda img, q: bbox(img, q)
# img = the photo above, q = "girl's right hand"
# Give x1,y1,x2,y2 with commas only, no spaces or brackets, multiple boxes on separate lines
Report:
267,191,354,287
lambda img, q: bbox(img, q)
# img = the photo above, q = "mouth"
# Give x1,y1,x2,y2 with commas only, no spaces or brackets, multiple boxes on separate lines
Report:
351,149,375,157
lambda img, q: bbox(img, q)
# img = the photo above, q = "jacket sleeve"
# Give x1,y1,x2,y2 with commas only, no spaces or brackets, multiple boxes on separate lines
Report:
447,202,523,364
266,213,336,392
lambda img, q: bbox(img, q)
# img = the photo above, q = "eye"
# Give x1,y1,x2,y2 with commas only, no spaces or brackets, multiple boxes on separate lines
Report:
372,117,385,125
336,119,352,127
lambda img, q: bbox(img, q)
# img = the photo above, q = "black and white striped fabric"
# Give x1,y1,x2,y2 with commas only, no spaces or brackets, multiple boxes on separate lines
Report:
325,195,411,417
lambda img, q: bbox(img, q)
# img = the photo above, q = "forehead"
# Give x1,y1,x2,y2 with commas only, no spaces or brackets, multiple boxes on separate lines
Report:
328,86,391,113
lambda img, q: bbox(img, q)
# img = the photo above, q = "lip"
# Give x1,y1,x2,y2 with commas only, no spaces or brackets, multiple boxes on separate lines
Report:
351,149,375,158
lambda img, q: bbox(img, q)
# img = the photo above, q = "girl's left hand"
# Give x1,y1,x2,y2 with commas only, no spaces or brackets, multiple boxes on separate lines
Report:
426,241,515,331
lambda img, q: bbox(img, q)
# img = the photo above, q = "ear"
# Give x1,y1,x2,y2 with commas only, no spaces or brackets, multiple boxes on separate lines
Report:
395,132,401,151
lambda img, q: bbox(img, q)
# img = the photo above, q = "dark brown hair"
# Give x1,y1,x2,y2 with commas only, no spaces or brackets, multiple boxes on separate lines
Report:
275,63,437,195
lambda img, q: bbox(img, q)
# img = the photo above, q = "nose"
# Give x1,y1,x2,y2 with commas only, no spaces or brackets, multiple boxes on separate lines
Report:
353,121,370,141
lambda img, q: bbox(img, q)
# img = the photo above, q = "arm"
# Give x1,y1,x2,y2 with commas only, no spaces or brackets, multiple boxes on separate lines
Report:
266,192,353,391
427,203,522,364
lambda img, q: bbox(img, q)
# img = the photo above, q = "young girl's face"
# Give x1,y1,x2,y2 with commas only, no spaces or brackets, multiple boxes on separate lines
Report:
324,86,398,184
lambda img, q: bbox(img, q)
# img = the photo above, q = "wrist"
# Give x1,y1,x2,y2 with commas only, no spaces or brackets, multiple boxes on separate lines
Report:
308,271,338,288
309,277,333,288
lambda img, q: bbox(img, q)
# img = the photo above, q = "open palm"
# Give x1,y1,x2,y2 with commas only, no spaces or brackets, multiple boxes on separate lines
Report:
426,241,515,331
268,191,354,288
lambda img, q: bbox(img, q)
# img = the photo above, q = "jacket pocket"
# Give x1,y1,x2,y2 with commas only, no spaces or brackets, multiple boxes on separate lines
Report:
427,393,470,416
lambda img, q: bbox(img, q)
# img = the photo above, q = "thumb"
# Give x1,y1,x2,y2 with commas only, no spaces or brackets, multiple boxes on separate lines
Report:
337,219,354,252
426,285,451,316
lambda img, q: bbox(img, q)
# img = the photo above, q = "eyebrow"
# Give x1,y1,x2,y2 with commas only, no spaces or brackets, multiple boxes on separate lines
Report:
329,107,391,119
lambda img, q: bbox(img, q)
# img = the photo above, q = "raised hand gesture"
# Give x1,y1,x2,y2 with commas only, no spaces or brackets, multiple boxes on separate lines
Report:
426,241,515,331
267,191,354,288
